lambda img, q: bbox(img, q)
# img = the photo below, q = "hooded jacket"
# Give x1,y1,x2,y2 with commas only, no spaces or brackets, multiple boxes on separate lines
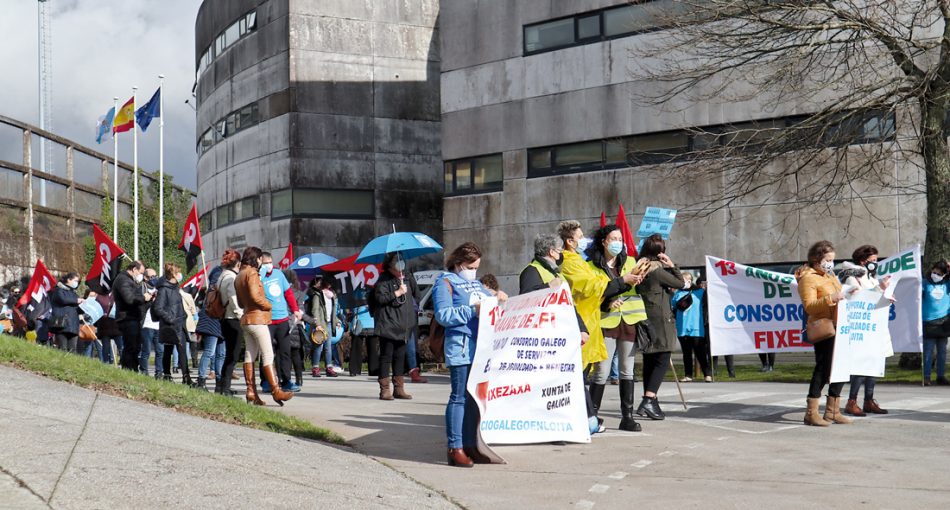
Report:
235,266,271,325
151,278,187,344
635,259,685,353
795,265,842,323
112,271,146,323
560,250,609,367
49,283,81,335
371,270,419,341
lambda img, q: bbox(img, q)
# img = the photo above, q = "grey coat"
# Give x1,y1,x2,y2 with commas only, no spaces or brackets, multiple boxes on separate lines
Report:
636,264,685,354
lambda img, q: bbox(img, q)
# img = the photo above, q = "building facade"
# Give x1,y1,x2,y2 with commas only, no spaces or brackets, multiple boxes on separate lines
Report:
439,0,926,292
195,0,442,259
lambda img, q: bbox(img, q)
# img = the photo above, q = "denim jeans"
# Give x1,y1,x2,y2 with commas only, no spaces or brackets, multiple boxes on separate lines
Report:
406,331,418,370
609,349,619,380
213,338,226,374
312,338,333,368
139,328,163,375
198,335,220,379
445,364,478,449
923,337,948,380
848,375,876,400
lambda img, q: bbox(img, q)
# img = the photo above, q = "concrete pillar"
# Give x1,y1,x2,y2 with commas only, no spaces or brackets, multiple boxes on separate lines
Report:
66,146,75,238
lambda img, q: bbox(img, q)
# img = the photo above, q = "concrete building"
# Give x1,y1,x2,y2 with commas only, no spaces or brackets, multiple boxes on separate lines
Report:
438,0,926,291
195,0,442,260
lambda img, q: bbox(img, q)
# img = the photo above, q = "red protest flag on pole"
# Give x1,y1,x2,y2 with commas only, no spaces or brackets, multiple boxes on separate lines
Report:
600,211,607,228
178,203,204,273
17,260,56,321
278,243,294,270
181,263,212,291
616,204,637,258
86,224,127,294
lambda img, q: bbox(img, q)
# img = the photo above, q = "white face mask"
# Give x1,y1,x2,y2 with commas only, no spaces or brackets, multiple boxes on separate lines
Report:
175,273,183,282
458,268,477,281
820,261,834,273
260,263,273,274
932,273,945,283
134,273,144,283
68,281,79,289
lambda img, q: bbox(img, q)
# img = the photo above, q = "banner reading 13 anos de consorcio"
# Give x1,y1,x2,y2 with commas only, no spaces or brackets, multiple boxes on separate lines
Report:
468,284,591,451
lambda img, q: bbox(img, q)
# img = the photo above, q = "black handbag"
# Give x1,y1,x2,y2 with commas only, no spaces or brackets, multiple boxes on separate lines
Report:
158,324,181,345
49,314,69,332
923,316,949,339
675,292,694,312
634,320,656,353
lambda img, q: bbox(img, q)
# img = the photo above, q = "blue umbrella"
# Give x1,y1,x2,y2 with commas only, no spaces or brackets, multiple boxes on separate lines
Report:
355,232,442,264
289,253,339,275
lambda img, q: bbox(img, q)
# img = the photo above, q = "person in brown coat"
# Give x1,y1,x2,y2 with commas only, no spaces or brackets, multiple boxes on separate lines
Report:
234,246,292,406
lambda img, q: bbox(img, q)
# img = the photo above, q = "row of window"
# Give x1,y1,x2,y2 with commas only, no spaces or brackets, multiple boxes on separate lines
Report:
444,154,504,196
527,111,897,177
197,101,261,155
197,189,376,233
524,1,688,55
198,10,258,75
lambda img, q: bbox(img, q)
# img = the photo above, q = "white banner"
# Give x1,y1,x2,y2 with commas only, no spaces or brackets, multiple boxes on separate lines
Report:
468,284,590,450
830,289,892,382
706,257,811,355
876,246,923,353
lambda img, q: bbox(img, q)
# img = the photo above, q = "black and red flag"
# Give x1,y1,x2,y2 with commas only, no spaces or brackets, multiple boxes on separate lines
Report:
278,243,294,270
86,224,126,294
178,203,203,273
181,263,212,292
17,259,56,323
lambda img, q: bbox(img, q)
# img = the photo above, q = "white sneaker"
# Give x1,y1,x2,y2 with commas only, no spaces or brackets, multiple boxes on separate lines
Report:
681,376,693,382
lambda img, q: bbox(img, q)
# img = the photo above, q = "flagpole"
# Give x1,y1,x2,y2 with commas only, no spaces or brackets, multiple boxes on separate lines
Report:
199,251,209,290
132,86,139,261
158,75,165,270
112,97,119,240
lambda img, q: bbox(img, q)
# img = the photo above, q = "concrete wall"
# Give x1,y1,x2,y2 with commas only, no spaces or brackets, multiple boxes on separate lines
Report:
439,0,927,294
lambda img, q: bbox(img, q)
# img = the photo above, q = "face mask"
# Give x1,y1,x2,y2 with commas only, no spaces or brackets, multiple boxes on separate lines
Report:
820,261,834,274
577,237,592,253
395,260,406,272
148,277,159,287
458,268,477,281
932,273,945,283
554,252,565,266
68,281,79,289
606,240,624,257
134,273,144,283
260,263,273,275
175,273,183,282
865,261,878,276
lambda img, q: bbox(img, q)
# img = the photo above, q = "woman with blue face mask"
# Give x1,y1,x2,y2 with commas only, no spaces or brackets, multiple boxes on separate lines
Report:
49,272,88,354
370,252,421,401
922,259,950,386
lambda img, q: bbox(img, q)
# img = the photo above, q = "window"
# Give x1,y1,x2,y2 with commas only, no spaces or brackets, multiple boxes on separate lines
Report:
271,189,293,218
524,18,575,54
215,206,230,228
196,100,262,155
555,141,603,170
293,189,375,218
577,14,601,41
199,212,213,233
444,154,503,195
230,196,260,223
197,9,258,74
198,128,214,155
628,132,689,165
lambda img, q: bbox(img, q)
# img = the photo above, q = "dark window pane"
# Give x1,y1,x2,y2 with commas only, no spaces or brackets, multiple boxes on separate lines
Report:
577,14,601,40
555,141,603,169
272,190,292,218
455,161,472,190
292,189,374,217
444,163,454,193
247,11,257,31
199,213,213,233
216,206,230,227
629,132,689,164
525,18,575,53
473,155,503,190
529,149,552,170
605,140,627,165
861,113,895,141
603,1,685,37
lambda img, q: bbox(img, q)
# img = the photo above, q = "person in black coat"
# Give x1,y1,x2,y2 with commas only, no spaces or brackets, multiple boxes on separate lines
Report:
112,260,150,371
371,252,421,400
195,265,225,391
151,263,192,385
49,273,89,354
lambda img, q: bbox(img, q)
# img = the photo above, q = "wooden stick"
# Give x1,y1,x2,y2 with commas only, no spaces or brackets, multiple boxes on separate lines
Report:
669,358,688,410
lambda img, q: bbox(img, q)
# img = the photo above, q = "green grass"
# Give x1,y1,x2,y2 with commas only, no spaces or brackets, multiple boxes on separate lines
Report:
0,334,344,444
675,362,927,384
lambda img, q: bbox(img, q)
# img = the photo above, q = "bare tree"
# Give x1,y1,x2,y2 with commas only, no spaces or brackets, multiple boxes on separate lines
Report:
630,0,949,267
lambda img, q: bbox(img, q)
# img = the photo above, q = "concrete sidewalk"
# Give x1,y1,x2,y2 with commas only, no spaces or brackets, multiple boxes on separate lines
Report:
0,365,458,509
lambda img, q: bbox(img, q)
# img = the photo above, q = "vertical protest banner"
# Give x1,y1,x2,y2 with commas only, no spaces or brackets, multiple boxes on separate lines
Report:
830,289,892,382
876,246,922,353
706,256,811,355
468,284,590,457
319,254,381,310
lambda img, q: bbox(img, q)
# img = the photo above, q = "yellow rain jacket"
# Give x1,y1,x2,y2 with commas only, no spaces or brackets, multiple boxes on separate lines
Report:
560,250,609,367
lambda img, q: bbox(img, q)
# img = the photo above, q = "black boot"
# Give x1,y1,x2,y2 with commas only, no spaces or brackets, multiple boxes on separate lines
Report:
636,396,665,420
194,377,208,391
181,373,194,386
589,383,606,416
618,380,642,431
652,396,665,419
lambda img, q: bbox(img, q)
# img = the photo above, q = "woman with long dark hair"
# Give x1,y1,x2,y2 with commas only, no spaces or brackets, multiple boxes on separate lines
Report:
152,263,192,385
49,272,86,353
216,249,243,396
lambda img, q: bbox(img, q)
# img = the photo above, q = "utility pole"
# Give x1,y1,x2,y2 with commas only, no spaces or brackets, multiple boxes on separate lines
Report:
37,0,52,206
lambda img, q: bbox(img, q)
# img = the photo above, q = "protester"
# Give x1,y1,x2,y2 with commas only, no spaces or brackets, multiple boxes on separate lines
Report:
370,252,421,401
922,259,950,386
113,260,150,370
347,287,376,377
758,353,776,373
797,240,854,426
234,246,292,406
259,252,303,392
139,268,165,378
49,272,86,353
479,274,499,293
634,234,686,421
93,292,121,364
838,245,892,414
195,266,224,391
584,225,647,431
150,264,191,384
181,286,199,370
307,276,337,378
216,249,243,396
672,272,712,383
433,242,501,467
286,269,313,389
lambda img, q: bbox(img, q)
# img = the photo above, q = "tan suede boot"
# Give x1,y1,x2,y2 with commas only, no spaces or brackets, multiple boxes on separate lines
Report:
804,397,831,426
393,376,413,400
823,396,853,424
378,377,394,400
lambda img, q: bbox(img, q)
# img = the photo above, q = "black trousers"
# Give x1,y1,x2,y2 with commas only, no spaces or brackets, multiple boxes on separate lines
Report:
759,352,776,367
291,346,304,384
118,320,143,371
679,336,711,377
642,351,672,394
219,318,241,391
162,340,190,377
269,321,292,384
55,333,78,353
808,338,844,398
378,336,407,379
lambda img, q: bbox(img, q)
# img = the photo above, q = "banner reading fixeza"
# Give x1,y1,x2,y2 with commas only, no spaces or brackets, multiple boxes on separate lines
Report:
706,257,810,355
469,284,590,452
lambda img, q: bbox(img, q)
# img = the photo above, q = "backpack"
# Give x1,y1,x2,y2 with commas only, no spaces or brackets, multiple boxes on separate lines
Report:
205,285,225,319
366,284,379,317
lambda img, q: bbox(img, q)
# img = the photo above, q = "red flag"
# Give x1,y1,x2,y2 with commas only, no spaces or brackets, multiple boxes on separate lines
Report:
181,263,212,291
616,204,637,259
86,225,126,294
178,203,204,273
278,243,294,270
319,253,382,309
17,260,56,321
600,211,607,228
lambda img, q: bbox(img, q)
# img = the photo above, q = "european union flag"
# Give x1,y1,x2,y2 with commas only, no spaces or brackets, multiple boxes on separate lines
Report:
135,88,161,132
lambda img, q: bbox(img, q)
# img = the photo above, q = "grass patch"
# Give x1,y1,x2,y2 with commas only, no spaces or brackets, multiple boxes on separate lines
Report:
677,362,926,384
0,334,344,445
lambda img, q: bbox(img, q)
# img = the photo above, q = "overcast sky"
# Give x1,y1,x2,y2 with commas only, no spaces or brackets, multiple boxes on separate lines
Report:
0,0,201,190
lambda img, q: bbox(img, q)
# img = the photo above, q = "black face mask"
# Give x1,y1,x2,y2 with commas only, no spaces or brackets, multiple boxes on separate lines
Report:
864,261,878,276
554,252,564,266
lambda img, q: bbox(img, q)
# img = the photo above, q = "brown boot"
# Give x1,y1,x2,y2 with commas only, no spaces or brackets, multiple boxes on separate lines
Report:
378,378,394,400
409,367,428,383
863,399,888,414
393,376,413,400
447,448,474,468
844,398,866,416
823,396,853,424
463,447,492,464
804,397,830,426
243,363,264,406
262,364,293,406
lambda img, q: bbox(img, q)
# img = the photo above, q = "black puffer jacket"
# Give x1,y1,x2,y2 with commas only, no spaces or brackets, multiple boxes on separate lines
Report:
49,283,81,336
112,271,146,323
371,271,420,341
151,278,186,344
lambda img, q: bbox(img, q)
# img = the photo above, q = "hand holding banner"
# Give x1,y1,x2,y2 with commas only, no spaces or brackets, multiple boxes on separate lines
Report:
830,289,892,382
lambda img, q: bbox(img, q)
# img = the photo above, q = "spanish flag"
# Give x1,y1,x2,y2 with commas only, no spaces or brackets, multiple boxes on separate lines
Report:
113,96,135,133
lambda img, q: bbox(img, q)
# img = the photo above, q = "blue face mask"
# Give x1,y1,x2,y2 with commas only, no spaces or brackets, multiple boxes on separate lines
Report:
607,240,624,257
577,237,592,253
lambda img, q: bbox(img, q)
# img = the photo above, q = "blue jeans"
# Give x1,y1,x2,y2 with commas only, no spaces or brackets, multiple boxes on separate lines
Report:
610,349,619,380
445,364,479,449
406,331,418,370
848,375,876,400
923,337,948,380
198,335,221,379
214,339,226,374
100,336,123,364
312,338,333,368
139,328,163,375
